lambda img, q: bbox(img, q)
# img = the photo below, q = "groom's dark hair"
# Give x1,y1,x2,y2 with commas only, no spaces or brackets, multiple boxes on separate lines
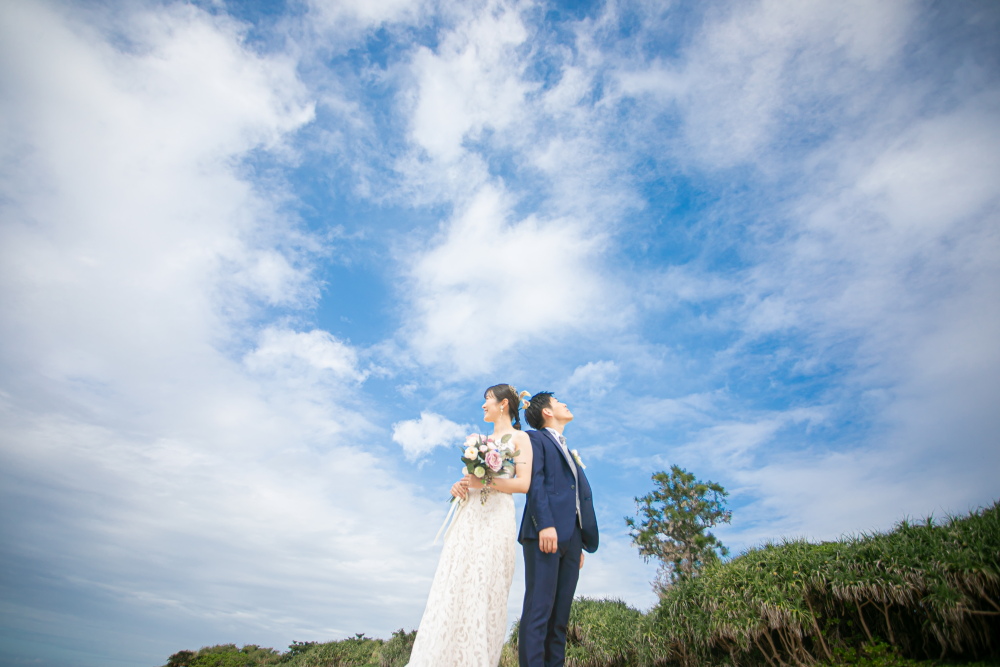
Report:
524,392,554,430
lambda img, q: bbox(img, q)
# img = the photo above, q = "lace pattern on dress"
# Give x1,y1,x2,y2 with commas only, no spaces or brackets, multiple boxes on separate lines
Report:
405,487,517,667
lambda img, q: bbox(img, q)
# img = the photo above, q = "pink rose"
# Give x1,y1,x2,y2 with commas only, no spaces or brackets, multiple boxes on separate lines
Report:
485,450,503,472
479,444,488,453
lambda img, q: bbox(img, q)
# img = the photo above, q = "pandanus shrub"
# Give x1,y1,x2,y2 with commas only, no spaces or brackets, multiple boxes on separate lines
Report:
644,501,1000,666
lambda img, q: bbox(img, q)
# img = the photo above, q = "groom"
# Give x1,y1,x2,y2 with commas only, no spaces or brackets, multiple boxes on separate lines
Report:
518,392,599,667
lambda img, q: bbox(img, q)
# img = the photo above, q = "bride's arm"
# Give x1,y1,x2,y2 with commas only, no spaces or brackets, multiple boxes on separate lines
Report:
484,431,533,495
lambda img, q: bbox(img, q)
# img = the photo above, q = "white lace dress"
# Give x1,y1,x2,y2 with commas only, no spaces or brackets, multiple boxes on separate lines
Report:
405,484,517,667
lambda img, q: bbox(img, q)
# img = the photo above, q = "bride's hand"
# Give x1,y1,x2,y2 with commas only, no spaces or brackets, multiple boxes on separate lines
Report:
450,477,469,500
465,473,485,490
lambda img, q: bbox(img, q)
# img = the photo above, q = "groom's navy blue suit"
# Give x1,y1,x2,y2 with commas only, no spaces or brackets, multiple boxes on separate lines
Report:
518,428,599,667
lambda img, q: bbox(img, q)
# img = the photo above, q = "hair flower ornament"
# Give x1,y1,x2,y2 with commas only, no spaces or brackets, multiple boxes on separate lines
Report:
518,390,531,410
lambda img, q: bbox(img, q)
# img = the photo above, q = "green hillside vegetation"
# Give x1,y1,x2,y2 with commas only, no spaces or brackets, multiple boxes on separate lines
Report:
163,630,416,667
163,502,1000,667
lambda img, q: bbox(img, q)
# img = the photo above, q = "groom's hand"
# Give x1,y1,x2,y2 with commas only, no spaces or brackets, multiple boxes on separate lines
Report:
538,527,558,553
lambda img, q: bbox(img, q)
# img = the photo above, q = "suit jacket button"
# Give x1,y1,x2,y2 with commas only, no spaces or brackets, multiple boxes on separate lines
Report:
571,485,575,489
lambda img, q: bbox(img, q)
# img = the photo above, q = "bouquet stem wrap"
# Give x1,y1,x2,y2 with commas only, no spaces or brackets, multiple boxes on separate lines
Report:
434,497,465,545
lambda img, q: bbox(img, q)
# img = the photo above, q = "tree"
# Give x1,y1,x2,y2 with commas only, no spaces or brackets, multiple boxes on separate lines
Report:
625,465,732,588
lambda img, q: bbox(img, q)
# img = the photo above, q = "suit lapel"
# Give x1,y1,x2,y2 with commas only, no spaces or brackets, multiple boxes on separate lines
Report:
544,429,578,483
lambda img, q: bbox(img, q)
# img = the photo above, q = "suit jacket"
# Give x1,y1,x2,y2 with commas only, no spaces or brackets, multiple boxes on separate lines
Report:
518,429,599,553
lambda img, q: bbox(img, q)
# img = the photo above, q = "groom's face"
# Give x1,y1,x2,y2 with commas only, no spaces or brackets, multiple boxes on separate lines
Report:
544,396,574,425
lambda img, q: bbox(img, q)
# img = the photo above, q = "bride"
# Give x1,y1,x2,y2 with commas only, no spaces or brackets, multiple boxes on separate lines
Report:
405,383,533,667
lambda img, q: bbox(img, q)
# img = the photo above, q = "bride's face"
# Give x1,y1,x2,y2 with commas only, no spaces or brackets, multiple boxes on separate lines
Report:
482,392,504,423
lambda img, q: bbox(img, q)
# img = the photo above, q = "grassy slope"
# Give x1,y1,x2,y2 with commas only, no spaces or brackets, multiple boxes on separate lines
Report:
162,503,1000,667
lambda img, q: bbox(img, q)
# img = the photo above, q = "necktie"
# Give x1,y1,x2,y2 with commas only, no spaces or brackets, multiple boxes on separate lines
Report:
558,435,575,469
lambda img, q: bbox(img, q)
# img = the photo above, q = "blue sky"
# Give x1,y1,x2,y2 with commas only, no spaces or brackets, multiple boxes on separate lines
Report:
1,1,998,665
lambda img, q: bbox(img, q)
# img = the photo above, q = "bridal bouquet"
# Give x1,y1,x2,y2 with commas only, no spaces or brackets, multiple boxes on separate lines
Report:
460,433,519,504
435,434,521,543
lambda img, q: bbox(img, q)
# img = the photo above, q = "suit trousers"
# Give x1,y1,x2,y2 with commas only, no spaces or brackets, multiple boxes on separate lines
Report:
518,524,583,667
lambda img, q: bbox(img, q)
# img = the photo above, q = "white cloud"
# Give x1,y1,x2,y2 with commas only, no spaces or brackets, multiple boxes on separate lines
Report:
392,411,469,460
385,1,540,208
563,361,620,399
682,408,829,469
387,2,660,378
407,0,533,162
720,431,998,550
305,0,425,33
629,391,720,430
0,1,318,388
244,327,366,381
0,3,446,663
744,94,1000,437
615,0,918,168
405,183,613,375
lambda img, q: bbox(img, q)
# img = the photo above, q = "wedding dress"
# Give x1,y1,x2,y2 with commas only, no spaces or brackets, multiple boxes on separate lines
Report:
405,483,517,667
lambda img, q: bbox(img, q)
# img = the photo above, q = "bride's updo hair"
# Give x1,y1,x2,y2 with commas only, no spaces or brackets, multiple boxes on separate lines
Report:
485,383,523,430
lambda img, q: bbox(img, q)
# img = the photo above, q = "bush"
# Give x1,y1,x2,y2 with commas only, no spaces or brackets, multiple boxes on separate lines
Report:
500,598,644,667
645,501,1000,666
282,634,381,667
564,598,644,667
372,629,415,667
163,644,282,667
